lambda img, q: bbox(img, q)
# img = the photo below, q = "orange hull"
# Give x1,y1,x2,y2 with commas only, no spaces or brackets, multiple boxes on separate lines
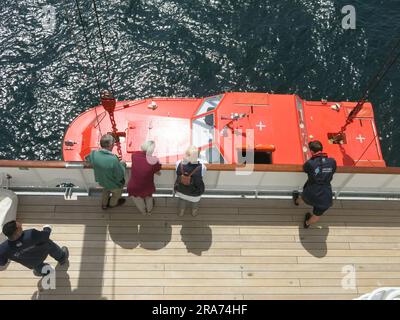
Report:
62,93,385,167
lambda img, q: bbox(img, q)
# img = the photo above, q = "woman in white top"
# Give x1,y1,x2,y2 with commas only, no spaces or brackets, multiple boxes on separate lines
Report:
174,146,207,217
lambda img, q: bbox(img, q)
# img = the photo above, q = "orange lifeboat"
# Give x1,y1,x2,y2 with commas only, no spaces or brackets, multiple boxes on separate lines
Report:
63,92,386,167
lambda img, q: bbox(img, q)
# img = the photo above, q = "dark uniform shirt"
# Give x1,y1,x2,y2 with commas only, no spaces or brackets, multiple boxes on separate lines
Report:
302,153,337,210
0,228,51,269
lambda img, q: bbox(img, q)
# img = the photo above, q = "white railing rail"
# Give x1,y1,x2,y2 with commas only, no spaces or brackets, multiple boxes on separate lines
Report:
1,161,400,199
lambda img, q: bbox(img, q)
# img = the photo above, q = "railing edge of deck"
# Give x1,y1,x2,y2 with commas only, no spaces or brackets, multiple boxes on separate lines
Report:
1,160,400,174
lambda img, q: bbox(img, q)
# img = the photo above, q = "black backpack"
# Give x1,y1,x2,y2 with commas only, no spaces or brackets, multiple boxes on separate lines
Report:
174,163,204,196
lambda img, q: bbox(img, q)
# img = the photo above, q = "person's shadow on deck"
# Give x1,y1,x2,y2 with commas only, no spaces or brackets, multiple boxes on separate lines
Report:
108,221,140,249
31,262,73,300
298,226,329,258
180,219,212,256
139,220,172,250
31,261,108,300
108,219,172,250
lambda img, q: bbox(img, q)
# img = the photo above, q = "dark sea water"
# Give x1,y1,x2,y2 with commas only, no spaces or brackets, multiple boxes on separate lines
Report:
0,0,399,165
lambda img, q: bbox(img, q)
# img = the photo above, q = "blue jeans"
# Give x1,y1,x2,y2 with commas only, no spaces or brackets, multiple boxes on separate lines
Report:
33,240,64,274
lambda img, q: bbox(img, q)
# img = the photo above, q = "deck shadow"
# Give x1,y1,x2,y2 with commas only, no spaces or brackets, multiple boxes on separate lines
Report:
139,220,172,250
108,221,140,249
15,196,400,300
180,219,212,256
108,219,172,250
31,261,72,300
31,224,109,300
298,226,329,258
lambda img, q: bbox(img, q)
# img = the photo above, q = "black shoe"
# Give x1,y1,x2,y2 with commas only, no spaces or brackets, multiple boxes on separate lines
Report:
303,212,312,229
292,191,300,206
58,246,69,265
110,198,126,208
33,263,51,277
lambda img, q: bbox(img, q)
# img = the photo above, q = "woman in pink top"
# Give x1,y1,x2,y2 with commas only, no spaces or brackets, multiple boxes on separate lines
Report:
127,141,161,215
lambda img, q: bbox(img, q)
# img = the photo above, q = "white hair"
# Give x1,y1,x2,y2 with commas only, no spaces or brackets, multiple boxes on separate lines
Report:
141,140,155,154
183,146,199,164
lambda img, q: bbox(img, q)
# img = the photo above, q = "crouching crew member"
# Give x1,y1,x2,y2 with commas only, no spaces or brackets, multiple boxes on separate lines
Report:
293,140,337,228
0,221,69,276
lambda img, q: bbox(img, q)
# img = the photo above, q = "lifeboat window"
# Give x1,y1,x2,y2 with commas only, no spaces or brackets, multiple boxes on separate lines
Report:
195,95,223,116
238,150,272,164
192,114,215,148
201,146,225,164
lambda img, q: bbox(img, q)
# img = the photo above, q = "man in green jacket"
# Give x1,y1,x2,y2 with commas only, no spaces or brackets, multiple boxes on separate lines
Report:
87,134,126,209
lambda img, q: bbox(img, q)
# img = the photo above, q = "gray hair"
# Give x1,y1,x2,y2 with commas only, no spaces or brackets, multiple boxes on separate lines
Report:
141,140,155,154
183,146,199,164
100,134,115,148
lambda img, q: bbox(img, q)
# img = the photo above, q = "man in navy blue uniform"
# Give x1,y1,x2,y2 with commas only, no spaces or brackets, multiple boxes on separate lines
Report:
293,140,337,228
0,220,69,276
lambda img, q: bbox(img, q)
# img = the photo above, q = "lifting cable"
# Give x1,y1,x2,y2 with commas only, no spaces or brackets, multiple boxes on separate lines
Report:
73,0,122,159
354,131,380,167
337,35,400,166
90,0,122,159
91,0,115,96
338,35,400,135
73,0,103,136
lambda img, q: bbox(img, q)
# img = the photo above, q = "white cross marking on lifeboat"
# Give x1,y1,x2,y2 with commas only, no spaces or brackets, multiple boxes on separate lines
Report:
256,121,266,131
356,134,366,143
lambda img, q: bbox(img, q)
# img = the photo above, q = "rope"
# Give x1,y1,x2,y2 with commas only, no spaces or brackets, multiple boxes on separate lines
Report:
91,0,115,96
74,0,121,158
90,0,122,158
339,35,400,166
73,0,102,96
354,132,380,167
72,0,103,137
339,36,400,134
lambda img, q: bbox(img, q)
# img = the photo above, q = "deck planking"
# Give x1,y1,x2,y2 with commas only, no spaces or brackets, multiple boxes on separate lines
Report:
1,196,400,300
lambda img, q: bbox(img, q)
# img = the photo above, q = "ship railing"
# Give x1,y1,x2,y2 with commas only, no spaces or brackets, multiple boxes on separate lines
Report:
1,160,400,200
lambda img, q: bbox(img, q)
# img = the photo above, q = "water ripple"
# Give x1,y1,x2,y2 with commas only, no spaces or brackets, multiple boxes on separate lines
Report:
0,0,399,165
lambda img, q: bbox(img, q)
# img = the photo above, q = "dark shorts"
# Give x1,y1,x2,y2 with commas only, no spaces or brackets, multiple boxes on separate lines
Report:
312,207,328,216
301,194,329,216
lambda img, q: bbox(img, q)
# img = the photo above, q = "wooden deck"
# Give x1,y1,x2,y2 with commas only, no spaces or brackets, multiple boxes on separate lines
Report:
1,195,400,300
